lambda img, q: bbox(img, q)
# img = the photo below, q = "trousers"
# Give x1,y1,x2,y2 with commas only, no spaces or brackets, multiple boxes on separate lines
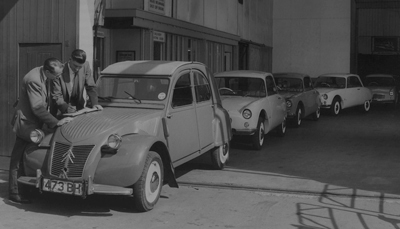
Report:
8,136,29,195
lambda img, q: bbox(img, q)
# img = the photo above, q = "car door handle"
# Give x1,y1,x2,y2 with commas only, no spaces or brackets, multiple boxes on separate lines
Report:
166,114,172,118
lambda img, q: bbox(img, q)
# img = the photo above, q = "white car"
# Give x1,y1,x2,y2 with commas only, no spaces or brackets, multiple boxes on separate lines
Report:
314,73,372,115
215,70,287,150
365,74,399,108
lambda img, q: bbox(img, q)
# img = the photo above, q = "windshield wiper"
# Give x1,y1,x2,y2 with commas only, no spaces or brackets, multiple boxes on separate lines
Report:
124,91,142,104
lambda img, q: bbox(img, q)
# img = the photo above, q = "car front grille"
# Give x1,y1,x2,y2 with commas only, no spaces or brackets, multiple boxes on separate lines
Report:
50,142,94,178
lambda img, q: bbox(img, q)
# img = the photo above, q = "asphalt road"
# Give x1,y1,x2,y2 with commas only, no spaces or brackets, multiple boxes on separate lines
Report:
1,103,400,229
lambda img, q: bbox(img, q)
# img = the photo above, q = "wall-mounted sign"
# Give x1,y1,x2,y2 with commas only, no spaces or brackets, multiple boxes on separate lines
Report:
153,31,165,43
116,51,135,62
149,0,165,15
372,37,399,54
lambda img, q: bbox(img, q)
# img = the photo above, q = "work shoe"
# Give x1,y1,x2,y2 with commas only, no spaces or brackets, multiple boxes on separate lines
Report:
9,194,32,204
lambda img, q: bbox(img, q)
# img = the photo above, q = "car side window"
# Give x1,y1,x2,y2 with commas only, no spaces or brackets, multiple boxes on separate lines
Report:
266,75,277,96
193,71,211,103
304,77,312,91
347,76,362,88
172,73,193,108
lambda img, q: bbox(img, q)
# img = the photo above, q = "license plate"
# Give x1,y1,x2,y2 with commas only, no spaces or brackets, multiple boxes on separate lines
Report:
42,178,83,196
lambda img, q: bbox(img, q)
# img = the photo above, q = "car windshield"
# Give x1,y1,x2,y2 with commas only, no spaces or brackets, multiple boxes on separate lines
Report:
275,77,303,92
365,77,395,87
215,77,266,97
97,76,170,102
315,76,346,88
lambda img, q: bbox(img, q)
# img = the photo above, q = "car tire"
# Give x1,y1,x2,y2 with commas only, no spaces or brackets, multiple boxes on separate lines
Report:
311,107,320,121
252,117,265,150
211,142,229,169
393,95,398,109
133,151,163,212
292,106,302,127
276,117,286,137
362,100,371,113
330,98,341,116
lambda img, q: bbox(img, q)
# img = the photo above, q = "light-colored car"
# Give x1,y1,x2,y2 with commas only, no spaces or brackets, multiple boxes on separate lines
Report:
215,70,287,150
273,73,321,127
314,73,372,116
365,74,399,108
18,61,231,212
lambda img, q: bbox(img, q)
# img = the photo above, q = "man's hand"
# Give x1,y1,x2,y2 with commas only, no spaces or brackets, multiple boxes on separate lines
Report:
57,117,74,126
93,104,103,110
67,106,77,113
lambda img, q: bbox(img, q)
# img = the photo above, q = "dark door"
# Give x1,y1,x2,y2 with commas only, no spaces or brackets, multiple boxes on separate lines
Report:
2,44,62,157
18,44,62,96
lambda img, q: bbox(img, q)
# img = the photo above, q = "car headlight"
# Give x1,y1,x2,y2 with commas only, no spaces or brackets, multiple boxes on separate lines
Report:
242,109,252,119
107,134,122,149
286,100,292,108
30,129,45,143
322,94,328,100
390,89,394,96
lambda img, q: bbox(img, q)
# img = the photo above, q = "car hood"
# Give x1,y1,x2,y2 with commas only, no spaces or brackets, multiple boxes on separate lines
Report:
220,96,261,112
59,108,163,142
278,91,301,99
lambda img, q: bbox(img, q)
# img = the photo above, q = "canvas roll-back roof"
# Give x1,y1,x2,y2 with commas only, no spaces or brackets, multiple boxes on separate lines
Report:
215,70,271,78
101,61,202,76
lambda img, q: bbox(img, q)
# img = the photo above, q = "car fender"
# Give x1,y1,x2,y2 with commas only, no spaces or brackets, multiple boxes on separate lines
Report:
94,135,174,187
213,104,232,145
22,132,54,176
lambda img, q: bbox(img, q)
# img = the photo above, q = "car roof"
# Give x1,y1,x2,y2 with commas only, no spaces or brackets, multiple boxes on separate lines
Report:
365,74,395,78
215,70,272,78
101,60,204,76
273,72,309,79
318,73,358,78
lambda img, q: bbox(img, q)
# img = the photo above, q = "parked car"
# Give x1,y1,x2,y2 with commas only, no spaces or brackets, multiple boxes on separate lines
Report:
273,73,321,127
18,61,232,212
314,73,372,115
215,70,287,150
365,74,399,108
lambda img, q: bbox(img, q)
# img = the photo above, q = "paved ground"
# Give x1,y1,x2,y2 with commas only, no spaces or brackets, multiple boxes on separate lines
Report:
0,103,400,228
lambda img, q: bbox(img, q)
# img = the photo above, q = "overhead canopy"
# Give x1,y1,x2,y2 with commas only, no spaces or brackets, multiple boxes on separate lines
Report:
104,9,240,45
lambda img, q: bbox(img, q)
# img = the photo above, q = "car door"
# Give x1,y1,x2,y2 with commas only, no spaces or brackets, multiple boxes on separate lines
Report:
345,76,363,107
303,76,319,115
193,70,214,153
166,71,200,165
265,75,285,130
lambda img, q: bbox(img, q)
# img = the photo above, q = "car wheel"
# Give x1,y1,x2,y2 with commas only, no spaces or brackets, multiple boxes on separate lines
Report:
133,151,163,212
211,142,229,169
393,95,398,109
252,117,265,150
292,106,302,127
311,107,320,121
330,98,341,116
276,117,286,137
362,100,371,113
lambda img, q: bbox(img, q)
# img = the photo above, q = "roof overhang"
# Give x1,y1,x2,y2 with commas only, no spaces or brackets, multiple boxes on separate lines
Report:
104,9,240,45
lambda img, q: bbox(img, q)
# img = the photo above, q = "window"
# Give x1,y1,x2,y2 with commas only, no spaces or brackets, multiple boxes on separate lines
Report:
172,73,193,107
266,75,277,96
347,76,362,88
304,77,312,91
193,72,211,103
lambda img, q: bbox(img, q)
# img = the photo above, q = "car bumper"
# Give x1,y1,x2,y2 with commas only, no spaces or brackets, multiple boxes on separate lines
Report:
232,128,257,136
372,94,395,103
18,170,133,197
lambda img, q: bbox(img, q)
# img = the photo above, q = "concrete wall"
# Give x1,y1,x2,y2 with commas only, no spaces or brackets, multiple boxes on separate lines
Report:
273,0,351,78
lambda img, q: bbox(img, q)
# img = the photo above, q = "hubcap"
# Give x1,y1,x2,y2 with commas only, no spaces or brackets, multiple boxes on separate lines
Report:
145,161,161,203
259,123,265,145
297,109,302,125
